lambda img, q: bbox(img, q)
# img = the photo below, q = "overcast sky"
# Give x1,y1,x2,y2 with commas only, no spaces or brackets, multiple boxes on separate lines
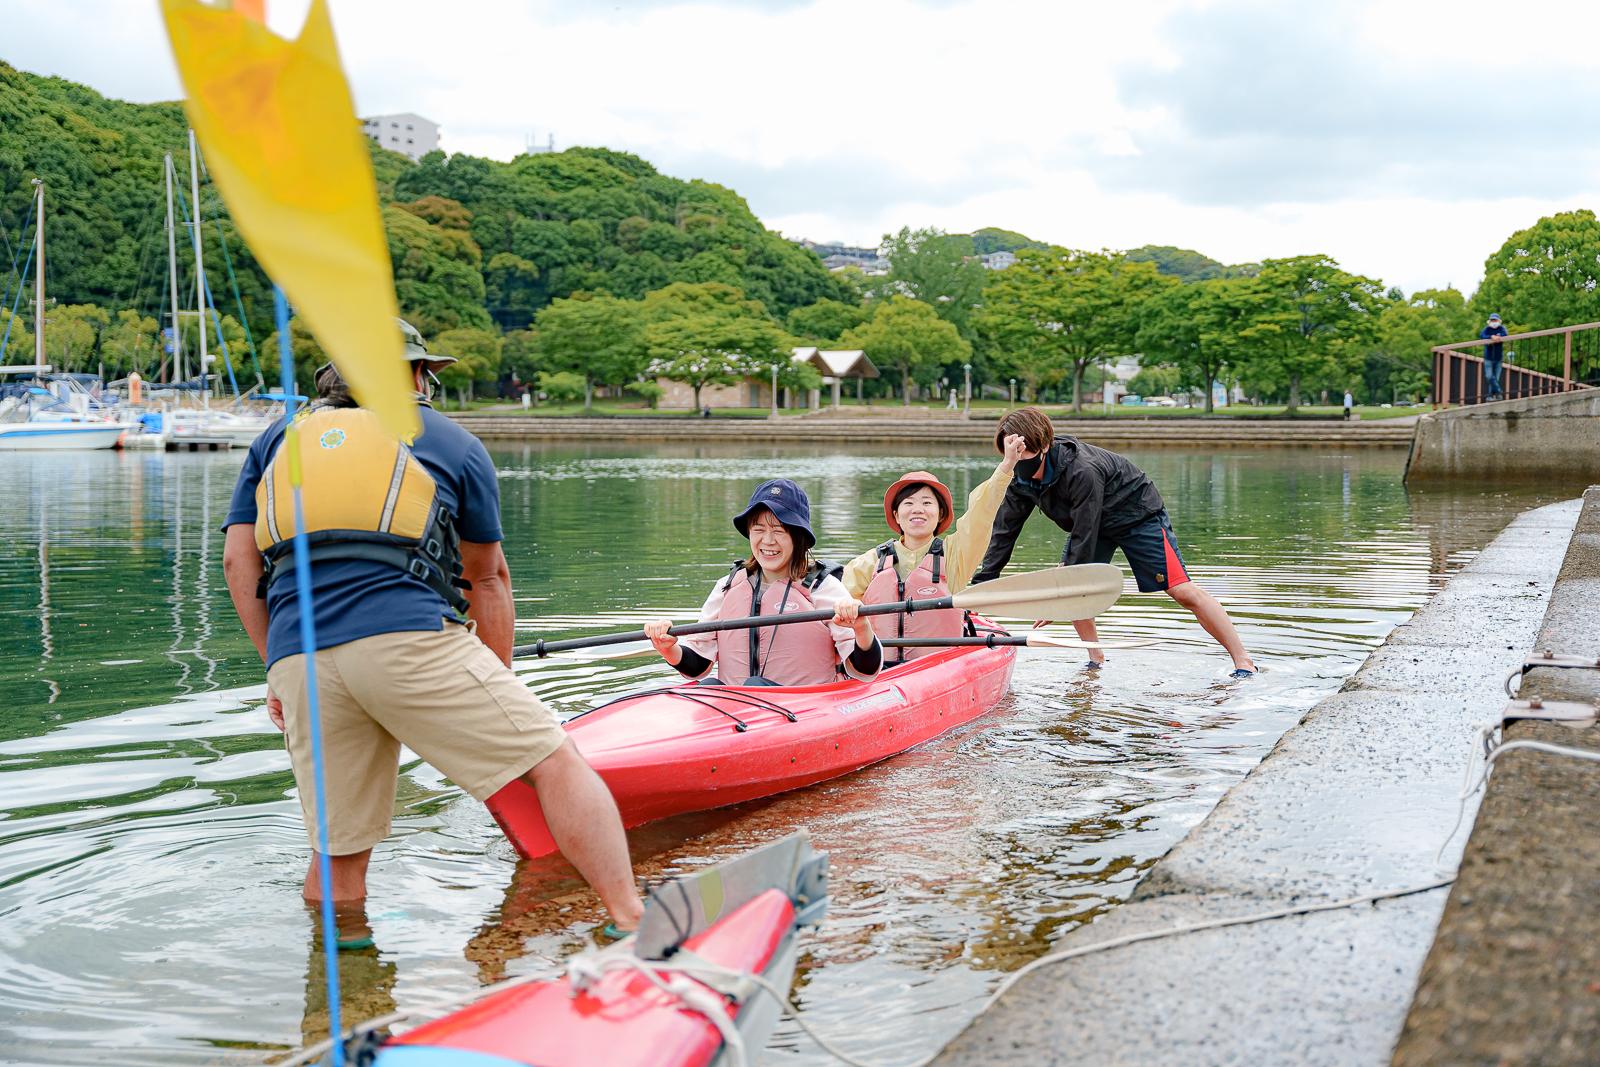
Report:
8,0,1599,295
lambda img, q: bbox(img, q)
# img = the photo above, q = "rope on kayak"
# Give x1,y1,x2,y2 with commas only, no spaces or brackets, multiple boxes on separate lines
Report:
567,950,752,1067
568,684,803,729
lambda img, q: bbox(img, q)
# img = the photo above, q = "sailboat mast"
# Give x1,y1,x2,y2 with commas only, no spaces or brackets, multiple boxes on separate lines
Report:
31,178,43,369
189,129,209,410
165,154,183,384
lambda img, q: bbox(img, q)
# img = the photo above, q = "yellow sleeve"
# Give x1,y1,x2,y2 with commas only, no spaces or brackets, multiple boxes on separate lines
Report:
943,464,1014,594
842,547,877,598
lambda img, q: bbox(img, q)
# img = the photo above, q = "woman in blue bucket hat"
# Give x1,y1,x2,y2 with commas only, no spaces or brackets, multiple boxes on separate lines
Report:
644,479,882,686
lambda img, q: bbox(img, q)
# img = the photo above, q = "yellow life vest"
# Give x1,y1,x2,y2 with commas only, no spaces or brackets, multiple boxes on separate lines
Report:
253,406,469,613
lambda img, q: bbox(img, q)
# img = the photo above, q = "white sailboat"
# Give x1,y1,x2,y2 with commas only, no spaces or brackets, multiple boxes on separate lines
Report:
154,132,273,450
0,178,133,451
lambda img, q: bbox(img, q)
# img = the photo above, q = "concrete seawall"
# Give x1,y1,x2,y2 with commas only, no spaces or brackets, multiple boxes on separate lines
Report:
1391,487,1600,1066
1405,389,1600,481
448,413,1414,448
932,496,1582,1066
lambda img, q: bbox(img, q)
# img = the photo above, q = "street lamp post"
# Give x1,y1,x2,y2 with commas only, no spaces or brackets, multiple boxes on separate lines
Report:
1009,378,1017,405
963,363,972,417
770,362,778,418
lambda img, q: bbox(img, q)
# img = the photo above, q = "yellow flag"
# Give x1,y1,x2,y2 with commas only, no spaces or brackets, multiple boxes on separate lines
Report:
161,0,418,441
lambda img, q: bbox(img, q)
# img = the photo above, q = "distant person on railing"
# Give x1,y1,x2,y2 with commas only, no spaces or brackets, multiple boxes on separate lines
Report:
1480,313,1508,399
1343,389,1354,421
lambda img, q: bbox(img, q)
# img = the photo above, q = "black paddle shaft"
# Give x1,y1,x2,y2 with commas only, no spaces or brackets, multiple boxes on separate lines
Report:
513,594,957,659
882,635,1024,648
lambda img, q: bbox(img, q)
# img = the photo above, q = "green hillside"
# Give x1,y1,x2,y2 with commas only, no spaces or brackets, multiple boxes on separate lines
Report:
0,61,848,343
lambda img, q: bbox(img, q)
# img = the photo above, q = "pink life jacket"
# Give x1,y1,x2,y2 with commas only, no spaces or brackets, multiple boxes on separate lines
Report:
713,563,841,686
862,538,962,662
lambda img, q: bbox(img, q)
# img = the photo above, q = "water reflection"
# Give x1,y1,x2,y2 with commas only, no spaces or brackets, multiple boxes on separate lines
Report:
0,443,1574,1065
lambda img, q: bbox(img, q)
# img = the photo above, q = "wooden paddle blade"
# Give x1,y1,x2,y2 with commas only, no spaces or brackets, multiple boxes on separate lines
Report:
953,563,1123,621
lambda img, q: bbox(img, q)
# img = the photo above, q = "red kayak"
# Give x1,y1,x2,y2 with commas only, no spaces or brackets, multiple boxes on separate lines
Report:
488,639,1017,859
374,833,828,1067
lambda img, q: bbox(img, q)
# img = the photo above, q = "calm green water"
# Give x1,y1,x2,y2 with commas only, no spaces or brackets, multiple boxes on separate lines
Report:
0,442,1571,1066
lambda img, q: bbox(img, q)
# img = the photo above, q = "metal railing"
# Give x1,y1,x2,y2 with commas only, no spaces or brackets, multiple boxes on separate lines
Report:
1432,321,1600,407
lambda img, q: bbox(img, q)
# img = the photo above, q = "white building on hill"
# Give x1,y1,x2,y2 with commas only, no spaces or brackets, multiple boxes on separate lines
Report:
361,113,439,160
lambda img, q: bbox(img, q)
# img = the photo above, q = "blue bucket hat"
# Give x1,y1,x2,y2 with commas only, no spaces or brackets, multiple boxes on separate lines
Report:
733,479,815,551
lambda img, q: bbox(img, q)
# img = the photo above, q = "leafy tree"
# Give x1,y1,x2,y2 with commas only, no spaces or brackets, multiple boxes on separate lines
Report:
978,248,1175,412
1363,287,1474,403
385,204,491,336
258,315,326,392
0,307,35,363
1236,255,1387,412
537,370,586,404
45,304,109,371
101,309,161,378
627,379,665,409
968,227,1045,256
786,298,869,343
432,326,503,403
484,252,540,330
1474,210,1600,331
879,226,987,338
500,328,540,383
1136,276,1256,413
645,315,745,410
839,295,969,405
532,292,647,410
640,282,793,410
1124,245,1256,283
1127,365,1183,398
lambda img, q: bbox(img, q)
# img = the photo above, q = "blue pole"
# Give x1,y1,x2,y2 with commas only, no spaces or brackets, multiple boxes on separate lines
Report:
197,143,265,390
0,231,37,362
0,197,36,314
275,287,346,1066
174,182,241,396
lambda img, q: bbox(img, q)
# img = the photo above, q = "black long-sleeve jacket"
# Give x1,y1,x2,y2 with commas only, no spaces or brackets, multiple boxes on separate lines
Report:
973,437,1165,583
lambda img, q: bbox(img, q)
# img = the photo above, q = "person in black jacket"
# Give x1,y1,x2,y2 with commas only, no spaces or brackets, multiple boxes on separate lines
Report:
973,407,1257,677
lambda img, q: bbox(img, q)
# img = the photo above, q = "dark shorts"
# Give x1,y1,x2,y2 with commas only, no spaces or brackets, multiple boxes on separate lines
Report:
1065,510,1191,593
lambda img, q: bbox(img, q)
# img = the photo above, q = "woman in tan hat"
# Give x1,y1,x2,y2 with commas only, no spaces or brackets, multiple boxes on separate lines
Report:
841,433,1027,661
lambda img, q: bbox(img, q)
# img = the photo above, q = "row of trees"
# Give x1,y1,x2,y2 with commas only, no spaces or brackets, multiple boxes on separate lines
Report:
835,210,1600,413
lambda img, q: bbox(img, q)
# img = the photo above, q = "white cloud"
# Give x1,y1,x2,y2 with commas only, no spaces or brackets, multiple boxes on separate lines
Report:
4,0,1597,295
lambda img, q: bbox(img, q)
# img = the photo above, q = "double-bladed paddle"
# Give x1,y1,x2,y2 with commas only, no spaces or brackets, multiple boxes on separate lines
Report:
511,563,1123,660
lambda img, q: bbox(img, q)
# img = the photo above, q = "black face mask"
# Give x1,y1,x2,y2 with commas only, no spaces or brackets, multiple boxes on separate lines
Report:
1014,455,1042,480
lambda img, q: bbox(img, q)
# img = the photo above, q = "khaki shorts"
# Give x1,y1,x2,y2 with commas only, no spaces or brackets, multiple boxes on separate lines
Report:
267,623,567,855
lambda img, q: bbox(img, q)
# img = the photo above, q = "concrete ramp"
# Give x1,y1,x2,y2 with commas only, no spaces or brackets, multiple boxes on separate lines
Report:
930,499,1581,1067
1405,389,1600,482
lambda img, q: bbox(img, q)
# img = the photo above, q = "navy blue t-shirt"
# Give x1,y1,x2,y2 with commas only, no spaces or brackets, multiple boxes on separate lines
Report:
1479,324,1507,361
223,405,503,666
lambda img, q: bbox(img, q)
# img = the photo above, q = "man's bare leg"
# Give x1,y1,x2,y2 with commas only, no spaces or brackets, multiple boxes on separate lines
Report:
1072,618,1105,665
1167,581,1255,671
524,740,644,930
303,849,373,902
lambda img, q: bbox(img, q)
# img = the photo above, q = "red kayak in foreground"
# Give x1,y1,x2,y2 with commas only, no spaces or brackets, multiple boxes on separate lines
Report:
488,639,1017,858
372,833,829,1067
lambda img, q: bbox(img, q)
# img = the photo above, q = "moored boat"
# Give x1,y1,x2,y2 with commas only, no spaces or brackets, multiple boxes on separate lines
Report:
488,638,1016,859
368,832,829,1067
0,414,131,450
